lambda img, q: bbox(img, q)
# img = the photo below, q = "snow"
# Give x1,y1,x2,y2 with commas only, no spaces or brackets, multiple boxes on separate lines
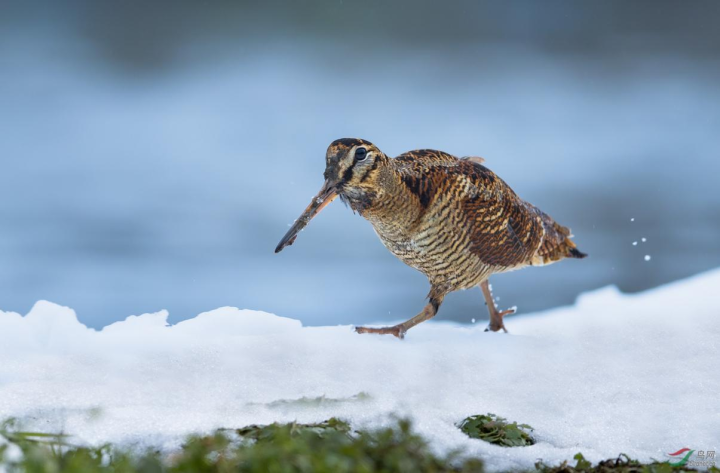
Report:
1,270,719,471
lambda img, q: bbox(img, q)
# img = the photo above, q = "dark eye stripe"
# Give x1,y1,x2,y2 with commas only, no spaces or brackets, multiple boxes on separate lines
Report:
342,164,354,183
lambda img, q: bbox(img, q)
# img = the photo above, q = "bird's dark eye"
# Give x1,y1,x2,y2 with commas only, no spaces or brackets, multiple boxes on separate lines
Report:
355,147,367,161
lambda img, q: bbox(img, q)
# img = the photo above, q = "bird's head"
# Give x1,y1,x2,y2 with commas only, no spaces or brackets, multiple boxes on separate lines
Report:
275,138,385,253
322,138,384,191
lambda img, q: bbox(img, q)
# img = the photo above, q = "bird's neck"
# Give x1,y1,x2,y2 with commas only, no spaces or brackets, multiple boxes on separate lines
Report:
350,161,424,237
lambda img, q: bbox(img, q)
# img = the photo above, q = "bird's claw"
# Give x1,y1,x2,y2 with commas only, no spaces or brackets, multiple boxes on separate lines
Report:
484,306,515,333
484,323,508,333
498,307,516,317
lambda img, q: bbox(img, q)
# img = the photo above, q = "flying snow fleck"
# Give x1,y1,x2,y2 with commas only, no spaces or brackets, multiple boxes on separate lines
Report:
633,241,638,246
644,255,651,261
642,238,647,242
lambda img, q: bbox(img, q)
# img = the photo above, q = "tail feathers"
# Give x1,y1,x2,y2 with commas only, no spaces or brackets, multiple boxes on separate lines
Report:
534,239,587,266
531,207,587,265
568,247,588,259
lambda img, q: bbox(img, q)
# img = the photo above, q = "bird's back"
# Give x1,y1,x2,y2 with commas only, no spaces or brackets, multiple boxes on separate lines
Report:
366,150,584,290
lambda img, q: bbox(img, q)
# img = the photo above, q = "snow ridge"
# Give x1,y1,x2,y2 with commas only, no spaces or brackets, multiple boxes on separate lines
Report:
1,270,719,471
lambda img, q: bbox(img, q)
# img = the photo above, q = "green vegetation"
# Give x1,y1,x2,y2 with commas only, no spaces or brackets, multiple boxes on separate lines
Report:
458,413,535,447
246,392,371,411
232,417,352,441
2,417,717,473
0,417,483,473
535,452,718,473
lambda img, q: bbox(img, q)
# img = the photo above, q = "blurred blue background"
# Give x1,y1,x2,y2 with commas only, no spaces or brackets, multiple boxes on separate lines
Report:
1,1,719,329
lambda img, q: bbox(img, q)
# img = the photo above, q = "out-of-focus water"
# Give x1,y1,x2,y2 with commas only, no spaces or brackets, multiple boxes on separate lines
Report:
1,2,719,328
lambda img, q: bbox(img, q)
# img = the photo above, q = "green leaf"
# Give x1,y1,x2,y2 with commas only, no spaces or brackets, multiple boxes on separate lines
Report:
574,452,592,470
457,413,535,447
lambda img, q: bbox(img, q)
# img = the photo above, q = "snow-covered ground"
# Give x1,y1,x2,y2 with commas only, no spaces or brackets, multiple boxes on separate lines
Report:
1,270,719,471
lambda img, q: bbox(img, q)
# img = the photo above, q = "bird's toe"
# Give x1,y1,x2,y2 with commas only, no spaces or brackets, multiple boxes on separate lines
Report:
354,325,405,339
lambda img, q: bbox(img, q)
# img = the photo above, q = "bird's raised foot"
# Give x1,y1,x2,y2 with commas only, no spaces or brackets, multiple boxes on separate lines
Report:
484,307,516,333
354,325,406,339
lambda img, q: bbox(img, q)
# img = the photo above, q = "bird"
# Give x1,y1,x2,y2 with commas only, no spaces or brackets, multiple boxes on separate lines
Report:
275,138,586,338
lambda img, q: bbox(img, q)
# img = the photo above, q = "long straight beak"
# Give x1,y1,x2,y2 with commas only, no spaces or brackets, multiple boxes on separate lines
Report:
275,181,338,253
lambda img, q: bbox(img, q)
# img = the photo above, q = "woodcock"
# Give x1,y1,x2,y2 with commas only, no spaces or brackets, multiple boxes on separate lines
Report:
275,138,586,338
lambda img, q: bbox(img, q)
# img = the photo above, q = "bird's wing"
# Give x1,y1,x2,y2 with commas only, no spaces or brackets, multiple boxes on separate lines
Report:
455,159,544,268
393,150,464,209
395,151,544,268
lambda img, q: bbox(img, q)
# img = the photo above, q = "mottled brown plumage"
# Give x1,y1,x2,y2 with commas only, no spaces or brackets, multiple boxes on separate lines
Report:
276,138,586,338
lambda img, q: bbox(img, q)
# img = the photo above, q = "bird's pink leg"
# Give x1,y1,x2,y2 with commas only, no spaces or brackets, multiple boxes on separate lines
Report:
355,288,446,339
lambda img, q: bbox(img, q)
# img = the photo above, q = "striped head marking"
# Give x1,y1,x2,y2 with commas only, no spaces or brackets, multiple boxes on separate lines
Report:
324,138,384,191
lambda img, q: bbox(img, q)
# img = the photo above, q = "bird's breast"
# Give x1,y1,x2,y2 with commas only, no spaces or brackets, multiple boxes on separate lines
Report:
363,195,493,290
